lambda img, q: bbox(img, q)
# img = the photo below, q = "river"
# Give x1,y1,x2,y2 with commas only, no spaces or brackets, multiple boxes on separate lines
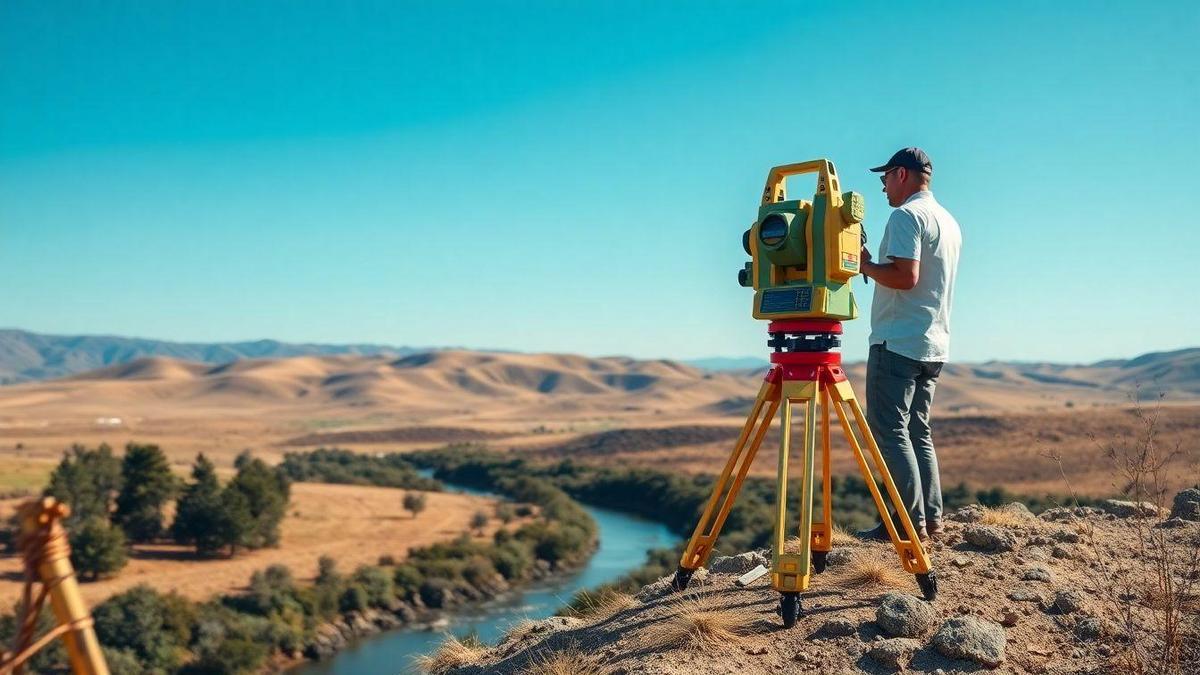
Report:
293,479,677,675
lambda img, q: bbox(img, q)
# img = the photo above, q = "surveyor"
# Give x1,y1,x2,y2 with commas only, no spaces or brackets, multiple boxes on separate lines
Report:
856,147,962,541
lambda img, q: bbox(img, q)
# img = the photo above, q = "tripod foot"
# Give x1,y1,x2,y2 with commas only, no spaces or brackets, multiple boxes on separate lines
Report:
916,570,938,601
671,567,694,593
812,550,828,574
779,592,803,628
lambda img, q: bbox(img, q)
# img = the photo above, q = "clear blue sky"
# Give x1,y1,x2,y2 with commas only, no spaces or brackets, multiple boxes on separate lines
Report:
1,1,1197,363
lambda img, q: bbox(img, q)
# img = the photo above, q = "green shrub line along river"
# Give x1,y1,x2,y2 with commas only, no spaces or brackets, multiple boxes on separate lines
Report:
292,475,677,675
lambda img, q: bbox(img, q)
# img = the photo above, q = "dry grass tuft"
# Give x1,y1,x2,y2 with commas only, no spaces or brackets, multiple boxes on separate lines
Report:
826,555,910,592
521,645,609,675
414,634,488,674
978,505,1040,528
501,618,537,645
566,588,639,620
831,524,861,546
638,593,756,652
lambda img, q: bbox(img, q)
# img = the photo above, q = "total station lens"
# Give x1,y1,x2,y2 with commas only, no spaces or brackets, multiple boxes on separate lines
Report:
759,215,788,248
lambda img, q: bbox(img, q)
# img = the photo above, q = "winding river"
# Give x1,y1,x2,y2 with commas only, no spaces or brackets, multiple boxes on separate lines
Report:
293,479,677,675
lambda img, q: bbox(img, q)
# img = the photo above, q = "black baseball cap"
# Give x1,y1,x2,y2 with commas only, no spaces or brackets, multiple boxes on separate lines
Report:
870,147,932,175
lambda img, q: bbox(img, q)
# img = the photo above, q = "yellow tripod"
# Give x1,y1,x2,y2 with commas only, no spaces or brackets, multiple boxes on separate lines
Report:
670,321,936,627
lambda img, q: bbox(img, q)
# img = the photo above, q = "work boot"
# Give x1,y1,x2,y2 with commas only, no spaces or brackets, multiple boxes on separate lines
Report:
853,524,891,542
855,522,930,543
926,521,945,539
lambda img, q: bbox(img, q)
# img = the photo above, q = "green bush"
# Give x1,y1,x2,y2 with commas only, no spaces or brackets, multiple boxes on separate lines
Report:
392,563,424,598
418,578,454,608
352,565,395,608
338,583,369,613
69,516,129,580
101,646,145,675
93,585,194,672
490,540,533,580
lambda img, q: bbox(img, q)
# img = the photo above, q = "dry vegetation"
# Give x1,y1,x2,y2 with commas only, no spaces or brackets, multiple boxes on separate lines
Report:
564,588,638,621
416,634,489,674
825,555,911,592
520,645,608,675
636,592,759,653
1043,397,1200,674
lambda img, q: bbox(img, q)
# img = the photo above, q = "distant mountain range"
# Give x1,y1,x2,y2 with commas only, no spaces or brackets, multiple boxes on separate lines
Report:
0,329,427,384
0,331,1196,408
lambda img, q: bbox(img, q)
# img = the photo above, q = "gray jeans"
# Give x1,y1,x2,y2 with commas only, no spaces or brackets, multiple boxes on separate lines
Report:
865,343,944,530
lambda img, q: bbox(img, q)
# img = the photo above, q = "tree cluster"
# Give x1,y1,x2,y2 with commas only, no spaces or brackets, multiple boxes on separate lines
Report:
42,443,290,581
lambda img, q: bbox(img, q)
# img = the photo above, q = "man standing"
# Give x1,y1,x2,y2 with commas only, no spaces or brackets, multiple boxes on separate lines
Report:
857,147,961,541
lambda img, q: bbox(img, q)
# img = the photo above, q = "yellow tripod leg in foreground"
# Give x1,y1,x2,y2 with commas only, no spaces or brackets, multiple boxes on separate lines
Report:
673,374,780,590
809,388,834,574
770,377,818,627
828,379,938,599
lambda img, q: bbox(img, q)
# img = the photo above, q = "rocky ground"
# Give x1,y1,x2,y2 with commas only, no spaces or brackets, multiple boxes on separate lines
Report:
435,489,1200,674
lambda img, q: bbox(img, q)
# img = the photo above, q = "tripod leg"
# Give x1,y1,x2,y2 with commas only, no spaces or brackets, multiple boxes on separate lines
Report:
674,372,780,590
828,380,933,577
811,387,833,574
771,381,817,602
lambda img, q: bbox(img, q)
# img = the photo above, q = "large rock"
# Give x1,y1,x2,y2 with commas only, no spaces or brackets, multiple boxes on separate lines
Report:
1101,499,1163,518
814,617,858,638
1053,590,1088,614
709,551,769,575
1170,487,1200,521
932,616,1006,667
868,637,922,669
875,592,938,637
964,524,1019,552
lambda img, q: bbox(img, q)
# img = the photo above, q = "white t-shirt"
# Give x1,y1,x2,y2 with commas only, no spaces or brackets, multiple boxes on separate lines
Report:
868,190,961,363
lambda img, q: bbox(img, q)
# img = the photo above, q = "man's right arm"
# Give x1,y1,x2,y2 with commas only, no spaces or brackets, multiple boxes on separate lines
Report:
861,209,922,290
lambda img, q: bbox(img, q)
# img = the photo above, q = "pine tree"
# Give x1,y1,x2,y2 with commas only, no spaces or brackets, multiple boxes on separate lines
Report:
225,454,290,549
115,443,178,542
172,454,244,556
46,444,123,525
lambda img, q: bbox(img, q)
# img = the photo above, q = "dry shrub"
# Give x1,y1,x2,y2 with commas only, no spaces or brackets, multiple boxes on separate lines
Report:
826,554,909,592
978,505,1040,528
521,645,608,675
785,527,859,554
638,593,756,652
1042,393,1200,675
830,523,861,546
567,588,638,620
414,634,488,674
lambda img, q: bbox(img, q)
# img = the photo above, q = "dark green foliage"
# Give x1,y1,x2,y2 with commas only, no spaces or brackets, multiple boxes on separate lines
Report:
279,447,441,490
418,577,454,608
101,646,146,675
172,454,245,556
316,555,340,585
338,583,369,613
93,584,194,672
70,516,129,580
225,454,290,549
402,491,428,518
0,604,67,672
183,603,271,675
470,510,489,532
46,443,123,525
392,563,423,598
115,443,179,542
